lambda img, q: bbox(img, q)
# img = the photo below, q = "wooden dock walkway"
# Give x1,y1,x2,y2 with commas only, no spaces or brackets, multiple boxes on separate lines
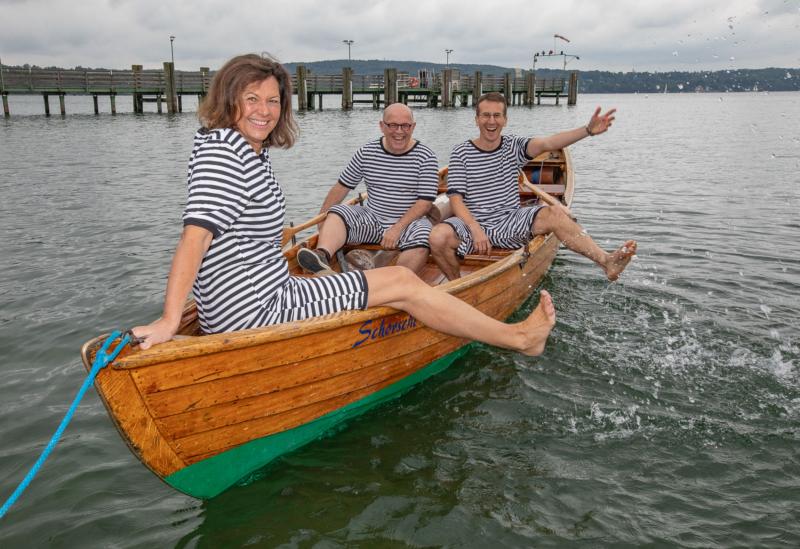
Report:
1,63,578,117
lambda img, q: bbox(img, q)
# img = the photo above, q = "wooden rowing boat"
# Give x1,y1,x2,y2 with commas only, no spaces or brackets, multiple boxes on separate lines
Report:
80,149,574,498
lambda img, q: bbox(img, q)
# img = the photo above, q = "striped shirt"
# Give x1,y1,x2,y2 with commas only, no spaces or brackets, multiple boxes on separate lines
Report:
183,128,289,333
446,135,532,223
338,138,439,226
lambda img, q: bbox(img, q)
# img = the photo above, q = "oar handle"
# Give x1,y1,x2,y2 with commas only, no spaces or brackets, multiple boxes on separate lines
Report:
520,175,559,207
520,174,576,221
282,192,367,245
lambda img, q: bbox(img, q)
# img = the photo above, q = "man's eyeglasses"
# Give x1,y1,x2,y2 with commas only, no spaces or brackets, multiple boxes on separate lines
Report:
382,122,414,131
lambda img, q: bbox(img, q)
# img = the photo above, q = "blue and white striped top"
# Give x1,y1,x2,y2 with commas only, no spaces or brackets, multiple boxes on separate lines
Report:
446,135,532,223
182,128,289,333
338,139,439,226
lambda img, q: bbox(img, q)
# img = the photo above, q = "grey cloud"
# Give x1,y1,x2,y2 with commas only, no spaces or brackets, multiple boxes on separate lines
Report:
0,0,796,71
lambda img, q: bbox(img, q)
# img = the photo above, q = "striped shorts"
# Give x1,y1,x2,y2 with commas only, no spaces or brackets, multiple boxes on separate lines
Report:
444,206,545,257
249,270,369,327
328,204,432,250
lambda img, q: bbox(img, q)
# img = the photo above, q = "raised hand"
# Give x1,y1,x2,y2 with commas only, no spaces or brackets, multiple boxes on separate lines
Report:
586,106,616,136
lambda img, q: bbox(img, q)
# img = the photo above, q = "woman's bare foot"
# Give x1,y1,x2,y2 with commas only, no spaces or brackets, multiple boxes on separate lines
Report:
518,290,557,356
604,240,637,281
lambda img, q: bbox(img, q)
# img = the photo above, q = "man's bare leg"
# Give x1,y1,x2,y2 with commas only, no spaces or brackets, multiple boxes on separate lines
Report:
533,207,637,281
429,223,463,280
364,266,556,356
315,214,348,258
396,247,430,275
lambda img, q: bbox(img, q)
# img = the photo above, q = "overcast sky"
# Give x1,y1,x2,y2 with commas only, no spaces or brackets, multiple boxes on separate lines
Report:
1,0,798,72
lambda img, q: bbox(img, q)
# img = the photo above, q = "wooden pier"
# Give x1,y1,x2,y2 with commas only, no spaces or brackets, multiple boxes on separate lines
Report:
295,67,577,111
1,63,208,116
1,63,578,117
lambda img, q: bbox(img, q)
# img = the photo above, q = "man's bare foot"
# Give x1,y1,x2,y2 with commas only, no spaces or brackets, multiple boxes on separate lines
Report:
519,290,557,356
604,240,637,281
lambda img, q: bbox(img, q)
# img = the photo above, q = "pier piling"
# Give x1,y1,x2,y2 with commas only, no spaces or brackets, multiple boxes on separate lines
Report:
568,71,578,105
296,65,308,111
132,64,142,113
384,68,397,107
200,67,209,98
525,72,535,106
2,93,9,117
473,71,482,105
442,69,453,107
164,62,177,114
342,67,353,110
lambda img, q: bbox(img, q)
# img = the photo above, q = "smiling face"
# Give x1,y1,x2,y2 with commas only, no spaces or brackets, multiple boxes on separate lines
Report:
474,99,508,149
379,103,416,154
234,76,281,153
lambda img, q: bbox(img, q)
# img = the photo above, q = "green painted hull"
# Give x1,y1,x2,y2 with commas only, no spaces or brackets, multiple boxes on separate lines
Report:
164,345,470,498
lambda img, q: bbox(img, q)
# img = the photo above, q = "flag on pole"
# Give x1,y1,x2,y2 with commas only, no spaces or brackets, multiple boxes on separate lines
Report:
554,34,571,43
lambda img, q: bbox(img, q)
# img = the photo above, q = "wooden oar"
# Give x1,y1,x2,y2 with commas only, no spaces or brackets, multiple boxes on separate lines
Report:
519,175,559,207
281,192,367,247
519,175,576,220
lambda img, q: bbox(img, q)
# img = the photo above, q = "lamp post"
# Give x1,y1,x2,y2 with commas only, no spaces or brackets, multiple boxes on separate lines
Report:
342,39,354,61
445,48,453,68
169,35,175,66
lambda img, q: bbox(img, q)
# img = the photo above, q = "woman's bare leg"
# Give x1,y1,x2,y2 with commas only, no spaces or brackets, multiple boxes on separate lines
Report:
364,266,555,356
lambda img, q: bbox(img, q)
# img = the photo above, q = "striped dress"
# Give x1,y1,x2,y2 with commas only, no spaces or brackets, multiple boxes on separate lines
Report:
183,128,367,334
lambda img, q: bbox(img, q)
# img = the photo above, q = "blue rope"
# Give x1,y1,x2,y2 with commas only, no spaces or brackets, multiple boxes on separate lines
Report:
0,330,130,520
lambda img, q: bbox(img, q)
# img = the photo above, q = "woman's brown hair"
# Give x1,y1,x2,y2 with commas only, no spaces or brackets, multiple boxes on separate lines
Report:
198,53,298,148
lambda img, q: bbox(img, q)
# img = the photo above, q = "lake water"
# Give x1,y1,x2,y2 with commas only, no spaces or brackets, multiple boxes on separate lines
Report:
1,92,798,547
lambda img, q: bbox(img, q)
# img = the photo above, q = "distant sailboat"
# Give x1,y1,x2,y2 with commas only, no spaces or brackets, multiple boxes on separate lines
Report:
663,82,668,94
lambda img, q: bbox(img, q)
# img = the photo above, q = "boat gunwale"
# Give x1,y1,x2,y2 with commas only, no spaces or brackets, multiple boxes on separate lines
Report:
83,244,534,370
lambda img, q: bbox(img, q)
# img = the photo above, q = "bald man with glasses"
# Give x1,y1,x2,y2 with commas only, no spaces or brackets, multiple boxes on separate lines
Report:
299,103,439,275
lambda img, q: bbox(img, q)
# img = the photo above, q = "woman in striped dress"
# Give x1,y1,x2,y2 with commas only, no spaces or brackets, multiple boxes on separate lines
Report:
132,54,556,356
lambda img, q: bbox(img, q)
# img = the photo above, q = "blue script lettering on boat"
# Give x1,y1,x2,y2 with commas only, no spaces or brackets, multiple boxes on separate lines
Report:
353,315,418,348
